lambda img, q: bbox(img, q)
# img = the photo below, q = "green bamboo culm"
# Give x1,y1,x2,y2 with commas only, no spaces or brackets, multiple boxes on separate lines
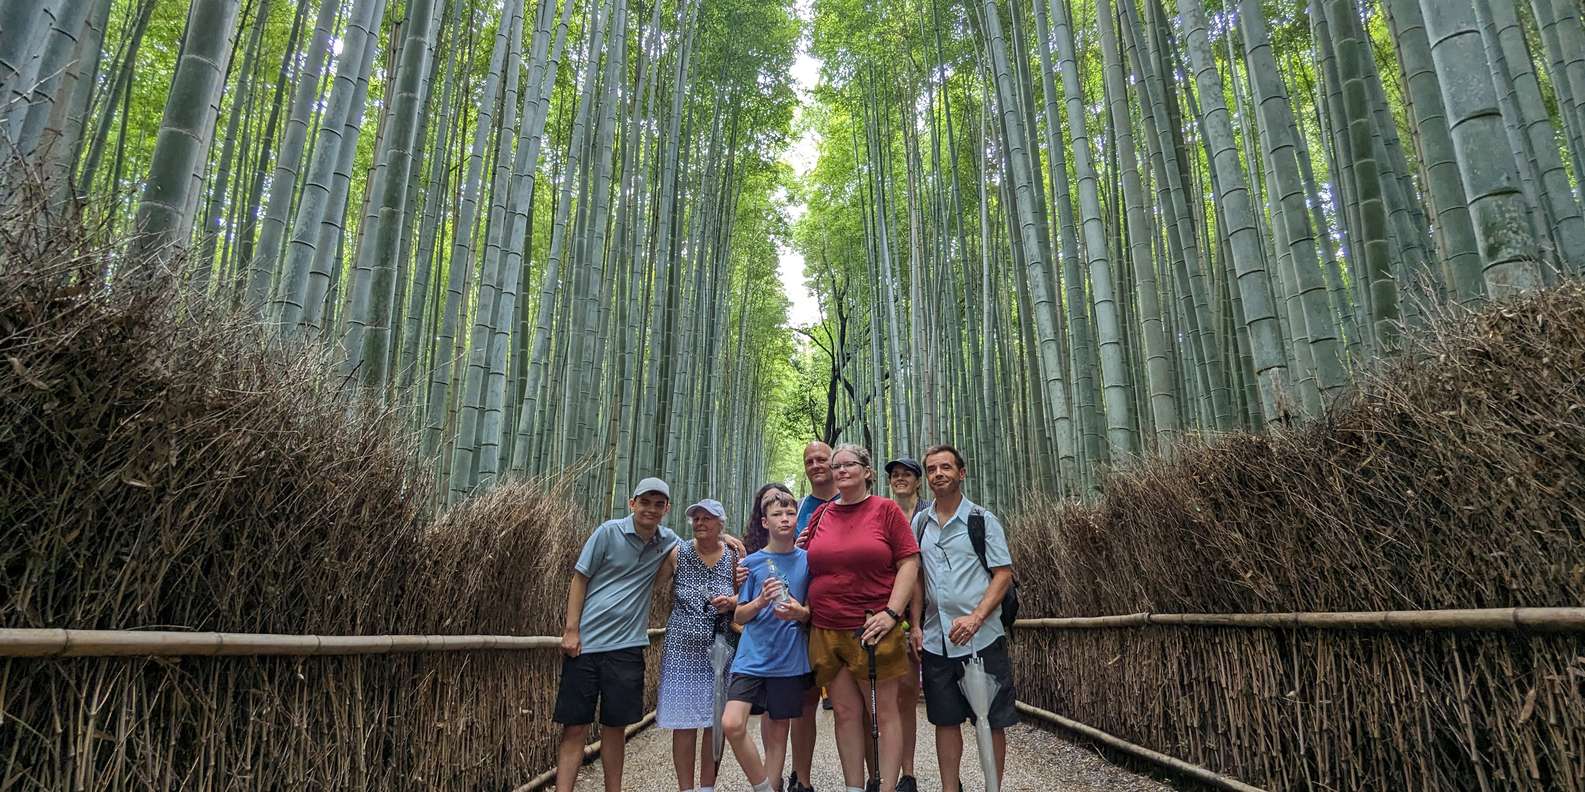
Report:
1417,0,1544,296
126,0,241,280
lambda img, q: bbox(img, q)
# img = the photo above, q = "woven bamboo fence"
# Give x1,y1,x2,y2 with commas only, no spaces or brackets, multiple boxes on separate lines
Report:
1006,285,1585,791
0,259,664,791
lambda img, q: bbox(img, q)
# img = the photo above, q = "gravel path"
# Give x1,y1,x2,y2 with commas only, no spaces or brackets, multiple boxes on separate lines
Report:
572,704,1178,791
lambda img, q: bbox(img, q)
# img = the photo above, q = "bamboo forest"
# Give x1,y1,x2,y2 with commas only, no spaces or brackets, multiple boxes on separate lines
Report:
3,0,1584,789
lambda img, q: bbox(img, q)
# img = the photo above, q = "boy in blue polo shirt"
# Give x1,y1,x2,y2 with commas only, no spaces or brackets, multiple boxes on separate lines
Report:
553,477,680,792
723,487,812,792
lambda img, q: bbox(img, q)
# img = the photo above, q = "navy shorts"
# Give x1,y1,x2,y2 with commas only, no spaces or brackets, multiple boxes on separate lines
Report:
920,638,1018,729
727,673,812,720
553,647,646,727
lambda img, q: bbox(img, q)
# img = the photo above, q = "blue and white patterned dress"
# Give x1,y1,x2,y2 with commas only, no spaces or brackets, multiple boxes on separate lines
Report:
657,540,738,729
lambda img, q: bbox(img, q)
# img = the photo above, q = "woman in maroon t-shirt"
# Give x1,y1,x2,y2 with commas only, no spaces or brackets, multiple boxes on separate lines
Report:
801,443,920,792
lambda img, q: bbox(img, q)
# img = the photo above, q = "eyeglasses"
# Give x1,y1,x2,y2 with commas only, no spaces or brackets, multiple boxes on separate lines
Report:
831,461,865,471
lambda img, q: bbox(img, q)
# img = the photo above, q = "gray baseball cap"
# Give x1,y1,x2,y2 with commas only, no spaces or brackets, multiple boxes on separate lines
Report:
885,457,924,477
686,498,726,521
630,477,671,501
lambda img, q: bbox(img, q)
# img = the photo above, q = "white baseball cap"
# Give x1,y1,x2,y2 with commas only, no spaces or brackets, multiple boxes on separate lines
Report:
631,477,671,501
686,498,726,521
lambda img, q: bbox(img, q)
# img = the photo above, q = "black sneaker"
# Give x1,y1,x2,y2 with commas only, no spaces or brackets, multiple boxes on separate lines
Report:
896,775,918,792
821,695,834,710
864,779,880,792
787,772,814,792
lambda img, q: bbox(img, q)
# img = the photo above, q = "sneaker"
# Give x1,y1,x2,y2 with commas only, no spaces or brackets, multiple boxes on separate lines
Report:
821,695,833,710
896,776,918,792
864,779,879,792
786,772,814,792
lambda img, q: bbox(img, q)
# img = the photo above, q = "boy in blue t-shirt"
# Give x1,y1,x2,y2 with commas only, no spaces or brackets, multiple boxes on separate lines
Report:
724,487,812,792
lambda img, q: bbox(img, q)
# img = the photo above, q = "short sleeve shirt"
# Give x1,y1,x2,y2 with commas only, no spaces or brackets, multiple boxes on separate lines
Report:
574,515,681,653
916,497,1012,658
795,493,832,537
805,495,920,631
732,548,812,677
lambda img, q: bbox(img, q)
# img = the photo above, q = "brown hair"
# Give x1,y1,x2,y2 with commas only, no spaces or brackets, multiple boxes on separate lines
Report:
744,482,795,555
923,443,966,470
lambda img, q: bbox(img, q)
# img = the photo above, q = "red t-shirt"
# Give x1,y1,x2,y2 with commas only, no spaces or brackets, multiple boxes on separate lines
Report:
805,495,921,631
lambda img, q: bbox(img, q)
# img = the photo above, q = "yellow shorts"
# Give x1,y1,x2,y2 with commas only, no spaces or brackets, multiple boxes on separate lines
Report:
809,625,911,687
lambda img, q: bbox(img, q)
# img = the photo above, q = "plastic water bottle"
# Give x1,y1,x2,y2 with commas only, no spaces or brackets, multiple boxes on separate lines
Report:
764,557,792,604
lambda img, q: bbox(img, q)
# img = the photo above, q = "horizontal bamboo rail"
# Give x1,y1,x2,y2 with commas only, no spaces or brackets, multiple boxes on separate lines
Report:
1013,606,1585,632
1015,702,1267,792
512,711,658,792
0,627,667,658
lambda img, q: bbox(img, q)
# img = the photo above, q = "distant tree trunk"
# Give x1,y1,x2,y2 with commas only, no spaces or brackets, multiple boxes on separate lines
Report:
1178,0,1291,423
292,0,385,332
1418,0,1544,295
1049,0,1138,460
1383,0,1485,304
342,0,439,388
1328,0,1403,352
1474,0,1585,274
1238,0,1346,408
126,0,241,280
1096,0,1178,450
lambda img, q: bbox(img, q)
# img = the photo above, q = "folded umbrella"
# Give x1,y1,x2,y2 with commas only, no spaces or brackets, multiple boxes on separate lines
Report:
958,648,1000,792
709,612,733,762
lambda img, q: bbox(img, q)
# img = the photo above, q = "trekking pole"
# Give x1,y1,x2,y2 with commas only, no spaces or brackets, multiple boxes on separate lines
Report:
863,610,880,791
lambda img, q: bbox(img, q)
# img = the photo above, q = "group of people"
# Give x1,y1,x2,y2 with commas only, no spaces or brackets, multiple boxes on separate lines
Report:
552,440,1017,792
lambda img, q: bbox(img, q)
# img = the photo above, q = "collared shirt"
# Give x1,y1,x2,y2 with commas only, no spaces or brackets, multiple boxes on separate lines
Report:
916,496,1012,658
574,514,681,653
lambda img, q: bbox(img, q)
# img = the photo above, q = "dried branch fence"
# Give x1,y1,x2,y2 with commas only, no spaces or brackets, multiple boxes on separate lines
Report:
1006,285,1585,791
2,258,663,790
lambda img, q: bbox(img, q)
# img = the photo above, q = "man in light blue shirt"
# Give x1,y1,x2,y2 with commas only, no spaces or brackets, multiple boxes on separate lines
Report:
907,445,1016,792
553,477,680,792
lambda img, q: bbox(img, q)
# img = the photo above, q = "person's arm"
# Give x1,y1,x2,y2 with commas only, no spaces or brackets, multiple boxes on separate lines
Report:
861,501,922,644
908,565,926,656
733,573,778,625
862,554,919,644
887,554,919,618
652,546,678,617
562,572,589,657
722,533,747,558
907,513,927,655
563,526,609,656
948,567,1012,645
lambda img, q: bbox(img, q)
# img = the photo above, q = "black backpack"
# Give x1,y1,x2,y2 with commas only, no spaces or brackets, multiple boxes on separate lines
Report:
914,507,1020,630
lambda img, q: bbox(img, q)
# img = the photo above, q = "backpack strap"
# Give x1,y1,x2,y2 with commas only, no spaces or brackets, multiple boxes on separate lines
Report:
804,500,833,546
911,509,929,545
967,508,993,576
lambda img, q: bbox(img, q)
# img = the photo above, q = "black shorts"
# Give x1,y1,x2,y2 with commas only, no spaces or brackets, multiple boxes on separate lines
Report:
727,673,812,720
921,638,1018,729
553,647,646,727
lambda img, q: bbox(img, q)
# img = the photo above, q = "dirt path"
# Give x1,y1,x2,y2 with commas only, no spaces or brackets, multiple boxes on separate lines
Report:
572,704,1177,791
